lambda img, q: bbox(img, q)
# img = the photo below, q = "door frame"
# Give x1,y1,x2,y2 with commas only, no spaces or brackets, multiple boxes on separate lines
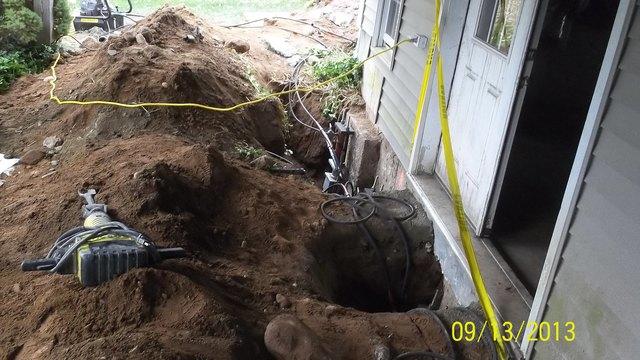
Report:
521,0,636,356
409,0,471,175
481,0,551,235
430,0,543,233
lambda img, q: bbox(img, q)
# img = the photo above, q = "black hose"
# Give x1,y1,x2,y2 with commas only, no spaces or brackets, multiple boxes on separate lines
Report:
363,193,414,301
223,16,355,43
320,193,417,308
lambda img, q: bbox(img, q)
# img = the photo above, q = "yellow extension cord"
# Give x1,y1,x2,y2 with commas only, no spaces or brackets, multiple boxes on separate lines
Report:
48,16,507,358
48,38,413,111
411,0,508,358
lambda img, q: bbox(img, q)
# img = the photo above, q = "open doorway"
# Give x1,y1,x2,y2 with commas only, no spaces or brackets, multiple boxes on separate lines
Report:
489,0,620,293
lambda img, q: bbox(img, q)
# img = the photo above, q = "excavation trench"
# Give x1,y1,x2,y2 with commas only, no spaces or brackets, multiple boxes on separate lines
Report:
306,191,444,313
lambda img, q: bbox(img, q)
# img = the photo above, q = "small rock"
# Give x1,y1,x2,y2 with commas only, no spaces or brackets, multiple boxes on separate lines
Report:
142,45,161,59
373,344,391,360
135,33,148,46
88,26,107,37
50,160,59,167
42,135,63,149
241,240,247,248
107,44,119,56
184,34,197,43
12,283,22,293
43,76,55,83
225,39,250,54
138,26,154,43
123,31,136,43
20,149,45,165
82,37,98,49
324,305,338,318
264,314,334,360
161,82,169,88
275,293,291,309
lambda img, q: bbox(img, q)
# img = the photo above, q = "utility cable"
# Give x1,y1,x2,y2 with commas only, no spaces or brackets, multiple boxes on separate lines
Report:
320,193,416,309
223,16,354,43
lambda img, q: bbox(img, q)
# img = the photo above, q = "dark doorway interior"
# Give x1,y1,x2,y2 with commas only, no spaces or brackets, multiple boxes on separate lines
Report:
490,0,619,293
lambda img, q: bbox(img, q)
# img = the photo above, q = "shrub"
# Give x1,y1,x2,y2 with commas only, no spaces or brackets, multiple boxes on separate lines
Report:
53,0,72,39
0,44,56,92
310,50,362,122
311,51,362,89
0,0,43,48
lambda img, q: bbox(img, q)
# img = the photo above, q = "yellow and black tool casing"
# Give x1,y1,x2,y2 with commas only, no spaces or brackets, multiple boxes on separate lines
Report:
76,236,152,287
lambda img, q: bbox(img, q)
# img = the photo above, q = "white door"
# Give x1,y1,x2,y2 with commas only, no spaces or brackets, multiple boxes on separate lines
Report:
435,0,539,233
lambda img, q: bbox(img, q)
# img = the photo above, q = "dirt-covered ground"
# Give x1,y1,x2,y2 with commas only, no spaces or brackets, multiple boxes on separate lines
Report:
0,4,493,360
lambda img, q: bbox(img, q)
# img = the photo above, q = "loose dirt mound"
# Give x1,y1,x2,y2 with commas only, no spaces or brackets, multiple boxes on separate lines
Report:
0,134,326,359
0,6,286,156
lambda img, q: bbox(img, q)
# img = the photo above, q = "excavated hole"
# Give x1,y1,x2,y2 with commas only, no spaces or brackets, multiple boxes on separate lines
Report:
307,193,444,313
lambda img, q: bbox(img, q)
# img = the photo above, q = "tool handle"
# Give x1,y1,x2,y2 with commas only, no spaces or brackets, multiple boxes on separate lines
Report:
157,247,187,260
21,258,58,271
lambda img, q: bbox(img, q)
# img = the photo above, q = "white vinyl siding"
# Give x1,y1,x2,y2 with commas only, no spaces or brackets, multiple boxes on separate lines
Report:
357,0,435,166
532,3,640,359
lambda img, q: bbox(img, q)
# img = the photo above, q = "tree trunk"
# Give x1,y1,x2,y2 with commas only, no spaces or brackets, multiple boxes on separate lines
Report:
32,0,54,44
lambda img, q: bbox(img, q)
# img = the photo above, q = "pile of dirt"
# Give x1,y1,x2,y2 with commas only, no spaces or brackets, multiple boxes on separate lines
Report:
0,5,475,360
0,6,288,157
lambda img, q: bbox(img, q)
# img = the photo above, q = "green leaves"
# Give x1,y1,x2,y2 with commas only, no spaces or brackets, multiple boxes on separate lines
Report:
311,51,361,90
310,50,362,122
0,0,43,47
0,45,56,92
53,0,72,39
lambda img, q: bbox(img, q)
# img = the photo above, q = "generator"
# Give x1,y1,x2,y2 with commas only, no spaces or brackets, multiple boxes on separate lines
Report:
73,0,132,32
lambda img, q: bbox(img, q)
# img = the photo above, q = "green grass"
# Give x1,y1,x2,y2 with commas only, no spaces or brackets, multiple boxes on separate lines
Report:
100,0,311,24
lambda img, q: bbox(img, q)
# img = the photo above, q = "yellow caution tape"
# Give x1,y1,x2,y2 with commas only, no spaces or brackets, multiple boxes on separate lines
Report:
414,0,507,358
48,38,414,112
410,13,438,145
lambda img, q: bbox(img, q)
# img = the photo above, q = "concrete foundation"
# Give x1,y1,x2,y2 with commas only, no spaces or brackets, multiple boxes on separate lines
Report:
345,110,381,189
345,110,408,192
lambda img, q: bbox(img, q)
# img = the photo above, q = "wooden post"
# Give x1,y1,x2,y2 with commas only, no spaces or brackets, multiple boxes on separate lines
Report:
32,0,54,44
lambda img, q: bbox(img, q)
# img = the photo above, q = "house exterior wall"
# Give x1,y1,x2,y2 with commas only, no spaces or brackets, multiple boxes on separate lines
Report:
532,4,640,359
357,0,436,167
